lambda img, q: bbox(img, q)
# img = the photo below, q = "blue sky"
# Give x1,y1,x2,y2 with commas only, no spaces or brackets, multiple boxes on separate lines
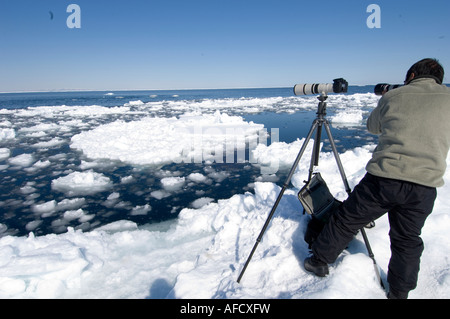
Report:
0,0,449,92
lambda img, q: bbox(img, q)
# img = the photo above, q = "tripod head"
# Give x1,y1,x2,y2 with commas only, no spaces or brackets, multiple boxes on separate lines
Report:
316,93,329,117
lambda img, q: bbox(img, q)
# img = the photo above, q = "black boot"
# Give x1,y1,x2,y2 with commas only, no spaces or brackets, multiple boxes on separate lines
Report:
387,288,408,299
304,255,329,277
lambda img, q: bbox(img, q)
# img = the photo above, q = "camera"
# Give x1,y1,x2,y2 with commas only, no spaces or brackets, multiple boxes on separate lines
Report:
293,78,348,96
374,83,403,96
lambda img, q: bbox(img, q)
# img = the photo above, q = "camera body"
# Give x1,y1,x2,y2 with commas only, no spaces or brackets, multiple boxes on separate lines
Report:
293,78,348,96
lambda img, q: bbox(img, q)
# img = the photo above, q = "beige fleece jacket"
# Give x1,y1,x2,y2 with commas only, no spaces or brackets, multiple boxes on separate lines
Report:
366,77,450,187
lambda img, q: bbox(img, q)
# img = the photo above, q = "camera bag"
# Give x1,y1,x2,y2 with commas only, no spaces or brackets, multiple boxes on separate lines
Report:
298,173,342,248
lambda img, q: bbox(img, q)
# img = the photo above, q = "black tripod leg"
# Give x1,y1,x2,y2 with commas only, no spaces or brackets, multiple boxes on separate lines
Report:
361,228,386,290
307,122,322,181
237,120,319,283
312,121,322,167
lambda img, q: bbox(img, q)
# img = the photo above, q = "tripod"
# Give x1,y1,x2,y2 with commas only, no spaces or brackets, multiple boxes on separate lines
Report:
237,93,385,291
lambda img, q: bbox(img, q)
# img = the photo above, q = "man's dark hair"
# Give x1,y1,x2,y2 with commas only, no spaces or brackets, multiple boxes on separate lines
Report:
406,58,444,84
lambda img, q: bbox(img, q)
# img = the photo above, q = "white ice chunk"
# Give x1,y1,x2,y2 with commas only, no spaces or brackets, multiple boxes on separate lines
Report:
51,170,113,196
70,111,264,166
130,204,152,216
32,200,57,216
32,138,65,148
8,154,34,167
0,148,10,161
330,109,363,124
187,173,208,183
161,176,185,191
0,128,15,141
190,197,214,209
150,190,170,200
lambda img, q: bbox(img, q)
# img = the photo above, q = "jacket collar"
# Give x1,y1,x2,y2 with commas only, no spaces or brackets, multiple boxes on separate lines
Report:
407,75,442,85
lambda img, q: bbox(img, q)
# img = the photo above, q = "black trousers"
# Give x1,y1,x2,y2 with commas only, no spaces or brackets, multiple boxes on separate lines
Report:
312,173,437,296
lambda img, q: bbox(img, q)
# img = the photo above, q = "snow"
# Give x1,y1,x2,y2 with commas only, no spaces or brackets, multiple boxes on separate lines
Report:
0,141,449,299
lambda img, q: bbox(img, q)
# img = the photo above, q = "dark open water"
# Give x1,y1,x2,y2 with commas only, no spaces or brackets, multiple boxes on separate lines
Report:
0,86,378,237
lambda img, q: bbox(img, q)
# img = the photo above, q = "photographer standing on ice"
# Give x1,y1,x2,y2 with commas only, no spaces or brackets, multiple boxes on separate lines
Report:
304,58,450,299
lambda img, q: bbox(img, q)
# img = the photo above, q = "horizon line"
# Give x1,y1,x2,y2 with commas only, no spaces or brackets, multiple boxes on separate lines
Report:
0,84,384,94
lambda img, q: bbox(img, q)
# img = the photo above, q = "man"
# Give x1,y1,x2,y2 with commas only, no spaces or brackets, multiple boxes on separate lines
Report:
304,58,450,299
